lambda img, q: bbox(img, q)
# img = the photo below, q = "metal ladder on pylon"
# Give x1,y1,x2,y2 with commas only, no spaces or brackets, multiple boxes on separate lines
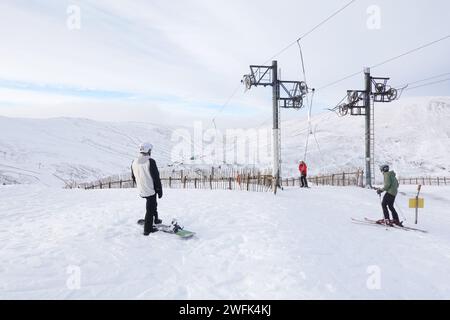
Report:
278,104,282,180
369,98,376,185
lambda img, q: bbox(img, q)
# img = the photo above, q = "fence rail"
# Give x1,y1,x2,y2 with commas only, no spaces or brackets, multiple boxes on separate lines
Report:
80,175,274,192
398,177,450,186
72,166,449,191
282,171,364,187
74,168,366,191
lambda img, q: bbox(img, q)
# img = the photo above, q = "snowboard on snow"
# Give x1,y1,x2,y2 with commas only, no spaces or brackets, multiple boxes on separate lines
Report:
351,217,427,233
137,219,195,239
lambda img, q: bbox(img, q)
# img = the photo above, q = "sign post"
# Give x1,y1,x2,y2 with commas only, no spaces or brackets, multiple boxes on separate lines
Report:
409,185,424,225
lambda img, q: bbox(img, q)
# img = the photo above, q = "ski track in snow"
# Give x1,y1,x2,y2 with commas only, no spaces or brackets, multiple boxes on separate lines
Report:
0,185,449,299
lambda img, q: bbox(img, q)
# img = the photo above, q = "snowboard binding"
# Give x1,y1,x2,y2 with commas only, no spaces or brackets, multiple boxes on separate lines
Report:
171,219,184,233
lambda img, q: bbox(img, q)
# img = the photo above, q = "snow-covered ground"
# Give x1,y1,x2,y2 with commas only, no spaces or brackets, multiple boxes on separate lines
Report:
1,184,449,299
278,96,450,179
1,97,449,187
0,117,176,186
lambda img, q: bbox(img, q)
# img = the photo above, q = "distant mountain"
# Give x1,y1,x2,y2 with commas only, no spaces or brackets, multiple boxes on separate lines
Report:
0,117,175,186
1,97,449,186
278,96,450,181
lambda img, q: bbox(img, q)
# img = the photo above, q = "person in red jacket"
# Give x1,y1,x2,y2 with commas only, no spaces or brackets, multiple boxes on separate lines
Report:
299,161,309,188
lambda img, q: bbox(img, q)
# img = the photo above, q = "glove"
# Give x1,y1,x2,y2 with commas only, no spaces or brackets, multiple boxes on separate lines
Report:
157,190,163,199
376,189,383,195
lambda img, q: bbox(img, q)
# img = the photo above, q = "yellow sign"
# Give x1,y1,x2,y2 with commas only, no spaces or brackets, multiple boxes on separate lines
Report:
409,198,424,209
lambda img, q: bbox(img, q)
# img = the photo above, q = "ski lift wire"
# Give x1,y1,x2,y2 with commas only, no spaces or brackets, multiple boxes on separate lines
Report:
212,82,243,130
403,77,450,91
262,0,358,65
394,72,450,88
317,34,450,91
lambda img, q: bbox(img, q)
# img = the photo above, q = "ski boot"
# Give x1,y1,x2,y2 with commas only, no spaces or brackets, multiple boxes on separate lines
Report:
154,217,163,225
376,219,392,226
144,226,159,236
392,220,404,227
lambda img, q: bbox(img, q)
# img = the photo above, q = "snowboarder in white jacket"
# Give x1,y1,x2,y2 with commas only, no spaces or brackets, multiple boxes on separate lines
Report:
131,143,163,236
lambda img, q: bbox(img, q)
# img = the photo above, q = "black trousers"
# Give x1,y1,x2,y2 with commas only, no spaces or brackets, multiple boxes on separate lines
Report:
300,175,308,188
382,193,399,221
144,195,157,233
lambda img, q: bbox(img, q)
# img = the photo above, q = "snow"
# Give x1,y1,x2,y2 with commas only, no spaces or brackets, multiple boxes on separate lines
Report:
0,117,176,186
1,96,449,187
278,96,450,179
1,96,449,299
1,184,449,299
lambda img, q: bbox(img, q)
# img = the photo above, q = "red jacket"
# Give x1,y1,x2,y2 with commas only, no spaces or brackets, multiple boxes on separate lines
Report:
299,163,308,175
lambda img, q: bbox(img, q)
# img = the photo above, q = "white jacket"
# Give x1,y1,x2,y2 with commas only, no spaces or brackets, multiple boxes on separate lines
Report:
131,155,155,197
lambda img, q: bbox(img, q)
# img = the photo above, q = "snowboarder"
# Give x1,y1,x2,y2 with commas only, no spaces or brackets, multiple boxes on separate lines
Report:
299,161,309,188
131,143,163,236
376,164,402,226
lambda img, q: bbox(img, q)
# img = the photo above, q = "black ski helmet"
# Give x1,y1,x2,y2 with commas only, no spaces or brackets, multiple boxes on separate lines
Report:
379,164,390,173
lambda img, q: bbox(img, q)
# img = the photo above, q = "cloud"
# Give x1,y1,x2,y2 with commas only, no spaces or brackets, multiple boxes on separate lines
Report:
0,0,449,126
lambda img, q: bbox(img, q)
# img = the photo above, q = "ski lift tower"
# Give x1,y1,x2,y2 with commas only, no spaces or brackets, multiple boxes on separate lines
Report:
334,68,398,188
242,61,309,194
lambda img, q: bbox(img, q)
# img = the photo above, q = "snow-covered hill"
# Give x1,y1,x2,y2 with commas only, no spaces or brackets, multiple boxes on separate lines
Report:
1,184,449,299
279,96,450,180
1,97,449,186
0,117,175,186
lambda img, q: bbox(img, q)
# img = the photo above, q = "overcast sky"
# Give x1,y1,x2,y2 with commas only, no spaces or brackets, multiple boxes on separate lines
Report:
0,0,449,127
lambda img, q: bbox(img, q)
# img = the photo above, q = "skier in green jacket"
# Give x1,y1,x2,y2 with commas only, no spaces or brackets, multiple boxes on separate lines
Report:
376,164,402,226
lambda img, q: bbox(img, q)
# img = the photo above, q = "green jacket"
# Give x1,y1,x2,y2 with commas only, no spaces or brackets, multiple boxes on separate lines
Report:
382,171,399,196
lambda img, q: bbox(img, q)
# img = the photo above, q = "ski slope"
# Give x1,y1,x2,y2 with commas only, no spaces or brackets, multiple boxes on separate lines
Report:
1,184,449,299
1,97,449,187
0,117,175,186
278,96,450,179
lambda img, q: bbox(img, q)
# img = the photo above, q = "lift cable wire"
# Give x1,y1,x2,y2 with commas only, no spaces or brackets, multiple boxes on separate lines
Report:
212,83,243,130
262,0,357,65
394,72,450,89
214,0,357,132
404,77,450,91
317,34,450,91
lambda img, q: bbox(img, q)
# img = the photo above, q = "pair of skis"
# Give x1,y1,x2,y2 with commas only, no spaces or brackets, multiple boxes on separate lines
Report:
351,218,427,233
